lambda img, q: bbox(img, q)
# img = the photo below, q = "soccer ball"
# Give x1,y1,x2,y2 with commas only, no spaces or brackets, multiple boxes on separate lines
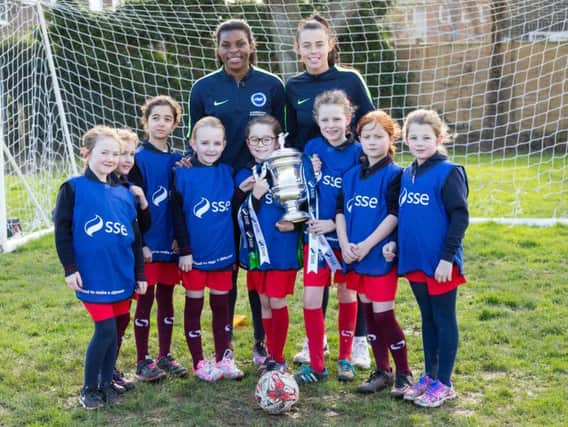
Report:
255,371,299,414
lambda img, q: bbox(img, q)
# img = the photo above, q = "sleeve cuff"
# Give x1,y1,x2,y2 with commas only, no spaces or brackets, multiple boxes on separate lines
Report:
64,264,78,276
178,246,192,256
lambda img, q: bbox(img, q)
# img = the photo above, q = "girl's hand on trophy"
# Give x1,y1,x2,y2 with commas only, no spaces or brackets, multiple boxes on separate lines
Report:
310,154,322,175
308,219,335,235
252,178,269,200
275,221,294,232
239,175,256,192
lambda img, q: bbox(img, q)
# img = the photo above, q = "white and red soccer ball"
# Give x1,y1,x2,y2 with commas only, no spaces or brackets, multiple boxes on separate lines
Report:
255,371,299,414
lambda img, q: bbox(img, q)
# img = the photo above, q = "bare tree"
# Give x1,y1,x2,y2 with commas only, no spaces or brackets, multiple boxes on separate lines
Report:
483,0,512,147
266,0,302,79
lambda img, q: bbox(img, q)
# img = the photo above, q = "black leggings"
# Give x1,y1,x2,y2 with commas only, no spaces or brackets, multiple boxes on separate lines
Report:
228,268,265,342
410,283,459,386
84,317,117,389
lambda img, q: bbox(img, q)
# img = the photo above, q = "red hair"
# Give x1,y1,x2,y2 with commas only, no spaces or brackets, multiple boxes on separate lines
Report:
357,110,400,156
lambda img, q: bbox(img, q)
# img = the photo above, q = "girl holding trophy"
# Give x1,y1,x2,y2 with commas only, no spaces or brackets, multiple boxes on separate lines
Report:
235,115,304,372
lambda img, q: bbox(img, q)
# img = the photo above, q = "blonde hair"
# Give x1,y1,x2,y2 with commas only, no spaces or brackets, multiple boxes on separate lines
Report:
140,95,182,131
402,109,450,154
190,116,226,142
80,125,120,158
357,110,400,157
116,128,139,149
313,89,354,120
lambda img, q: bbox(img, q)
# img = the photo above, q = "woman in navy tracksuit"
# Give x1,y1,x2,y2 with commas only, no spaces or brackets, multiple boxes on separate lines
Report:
286,13,375,368
188,19,286,364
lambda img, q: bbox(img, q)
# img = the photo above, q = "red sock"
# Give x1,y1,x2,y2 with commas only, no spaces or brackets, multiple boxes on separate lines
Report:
338,301,357,361
364,302,390,372
209,293,230,362
303,307,325,373
262,317,273,355
375,310,411,375
184,296,204,369
270,306,289,363
134,286,155,362
156,284,175,359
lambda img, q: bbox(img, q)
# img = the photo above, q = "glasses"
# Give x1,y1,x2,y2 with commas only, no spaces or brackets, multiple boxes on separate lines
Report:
247,136,276,146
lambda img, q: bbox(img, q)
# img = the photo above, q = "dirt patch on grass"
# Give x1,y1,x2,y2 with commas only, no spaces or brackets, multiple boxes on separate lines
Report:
481,371,508,381
447,391,482,418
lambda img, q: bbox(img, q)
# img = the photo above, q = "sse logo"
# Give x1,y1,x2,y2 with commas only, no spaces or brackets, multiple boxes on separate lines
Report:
84,214,128,237
193,197,232,218
346,195,379,212
264,191,274,204
399,188,430,206
151,186,168,207
321,175,342,189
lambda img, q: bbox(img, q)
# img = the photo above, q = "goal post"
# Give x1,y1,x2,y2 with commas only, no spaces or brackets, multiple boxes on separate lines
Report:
1,0,566,252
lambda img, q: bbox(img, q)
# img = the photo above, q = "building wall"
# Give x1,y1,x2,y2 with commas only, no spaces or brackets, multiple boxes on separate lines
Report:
387,0,493,44
387,0,568,147
395,42,568,137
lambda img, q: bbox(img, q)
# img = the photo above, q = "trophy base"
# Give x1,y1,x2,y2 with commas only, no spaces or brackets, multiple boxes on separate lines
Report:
281,211,310,223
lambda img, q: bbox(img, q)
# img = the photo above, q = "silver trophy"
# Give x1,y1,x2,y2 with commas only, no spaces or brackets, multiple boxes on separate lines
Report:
265,132,310,223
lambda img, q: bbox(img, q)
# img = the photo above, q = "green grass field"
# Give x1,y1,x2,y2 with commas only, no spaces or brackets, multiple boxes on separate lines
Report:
1,223,567,426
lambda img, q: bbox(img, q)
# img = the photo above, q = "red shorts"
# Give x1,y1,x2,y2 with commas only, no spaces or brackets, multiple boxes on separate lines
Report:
181,269,233,292
247,270,297,298
144,262,180,286
405,265,466,296
83,299,131,322
303,244,346,287
346,268,399,302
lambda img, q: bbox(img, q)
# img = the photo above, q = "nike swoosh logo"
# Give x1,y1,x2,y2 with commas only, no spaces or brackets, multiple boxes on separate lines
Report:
213,99,229,106
297,98,310,105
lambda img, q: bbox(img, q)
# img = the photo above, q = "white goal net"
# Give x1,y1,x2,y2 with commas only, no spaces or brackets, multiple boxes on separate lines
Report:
1,0,566,252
